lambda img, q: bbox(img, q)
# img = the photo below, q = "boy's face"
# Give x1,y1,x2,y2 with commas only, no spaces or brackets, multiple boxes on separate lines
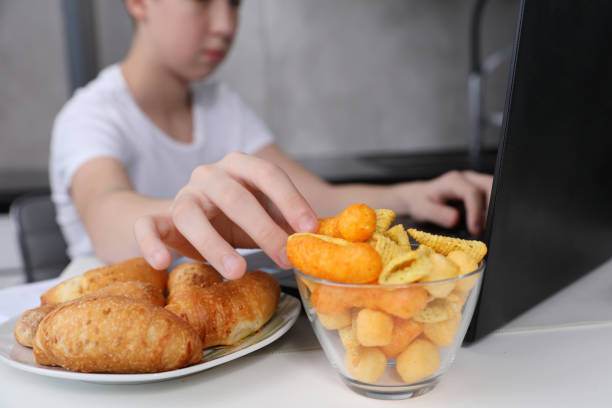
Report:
135,0,240,81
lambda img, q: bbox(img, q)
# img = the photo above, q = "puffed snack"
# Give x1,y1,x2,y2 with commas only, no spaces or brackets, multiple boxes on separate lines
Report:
287,233,382,284
317,203,377,242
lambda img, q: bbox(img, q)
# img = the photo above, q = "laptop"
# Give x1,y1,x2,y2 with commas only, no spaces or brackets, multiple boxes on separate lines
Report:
248,0,612,340
464,0,612,342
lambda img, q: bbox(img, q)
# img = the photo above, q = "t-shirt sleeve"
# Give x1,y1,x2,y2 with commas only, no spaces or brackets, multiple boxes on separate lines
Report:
50,97,131,198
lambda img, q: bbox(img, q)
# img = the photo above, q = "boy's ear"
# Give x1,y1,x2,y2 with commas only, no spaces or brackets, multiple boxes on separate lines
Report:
124,0,148,22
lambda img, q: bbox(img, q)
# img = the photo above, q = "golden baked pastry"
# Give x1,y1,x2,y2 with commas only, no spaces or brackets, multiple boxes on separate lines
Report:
40,257,167,305
14,304,56,348
33,296,202,373
167,262,223,296
166,271,280,348
15,280,165,348
91,280,165,307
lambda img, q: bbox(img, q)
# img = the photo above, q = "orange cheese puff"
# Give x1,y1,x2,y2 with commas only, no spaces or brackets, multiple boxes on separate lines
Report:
379,318,424,359
311,285,428,319
344,346,387,383
287,233,382,284
396,338,440,383
423,313,462,347
337,204,377,242
317,217,340,237
355,309,393,347
311,285,350,315
317,310,352,330
364,287,428,319
317,204,376,242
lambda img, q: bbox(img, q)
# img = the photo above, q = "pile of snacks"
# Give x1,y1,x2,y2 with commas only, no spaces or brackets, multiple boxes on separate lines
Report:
287,204,487,384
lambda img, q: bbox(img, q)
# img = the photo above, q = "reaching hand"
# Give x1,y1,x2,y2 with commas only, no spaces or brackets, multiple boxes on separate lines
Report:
393,170,493,236
134,152,319,279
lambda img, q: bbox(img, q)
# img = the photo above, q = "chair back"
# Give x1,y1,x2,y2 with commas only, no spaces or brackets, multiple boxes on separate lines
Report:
9,194,70,282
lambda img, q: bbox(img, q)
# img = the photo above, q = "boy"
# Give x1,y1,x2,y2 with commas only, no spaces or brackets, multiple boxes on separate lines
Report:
50,0,492,279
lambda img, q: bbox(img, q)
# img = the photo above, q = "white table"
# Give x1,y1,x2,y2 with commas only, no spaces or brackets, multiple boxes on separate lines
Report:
0,256,611,408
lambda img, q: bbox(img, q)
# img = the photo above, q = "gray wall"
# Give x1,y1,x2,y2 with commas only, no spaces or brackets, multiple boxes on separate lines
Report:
1,0,520,172
0,0,68,171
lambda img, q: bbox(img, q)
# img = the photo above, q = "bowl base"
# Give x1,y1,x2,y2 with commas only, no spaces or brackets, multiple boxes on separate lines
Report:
342,376,439,400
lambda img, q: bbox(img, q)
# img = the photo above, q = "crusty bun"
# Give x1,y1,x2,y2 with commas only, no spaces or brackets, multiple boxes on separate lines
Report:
40,257,167,305
166,271,280,348
167,262,223,295
34,296,202,373
91,280,165,307
14,304,56,348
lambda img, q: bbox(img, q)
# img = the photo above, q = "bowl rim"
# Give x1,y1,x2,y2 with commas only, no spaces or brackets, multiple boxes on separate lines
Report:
293,259,485,288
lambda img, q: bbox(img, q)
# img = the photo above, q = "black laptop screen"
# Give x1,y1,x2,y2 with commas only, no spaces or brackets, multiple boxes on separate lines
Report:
465,0,612,342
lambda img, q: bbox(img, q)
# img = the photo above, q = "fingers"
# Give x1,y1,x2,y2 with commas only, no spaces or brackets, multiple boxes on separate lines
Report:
218,152,318,233
134,215,175,270
416,201,461,229
432,171,487,235
462,170,494,216
171,192,247,279
134,213,208,270
188,166,294,270
136,153,318,279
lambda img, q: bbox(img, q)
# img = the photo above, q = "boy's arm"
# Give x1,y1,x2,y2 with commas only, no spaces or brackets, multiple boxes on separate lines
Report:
255,144,492,236
71,157,172,264
254,144,401,215
74,153,319,278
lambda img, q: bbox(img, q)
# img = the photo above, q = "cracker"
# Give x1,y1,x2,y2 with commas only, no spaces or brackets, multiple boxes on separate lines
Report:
374,233,406,267
384,224,411,249
413,298,460,323
378,246,432,284
407,229,487,262
374,209,396,233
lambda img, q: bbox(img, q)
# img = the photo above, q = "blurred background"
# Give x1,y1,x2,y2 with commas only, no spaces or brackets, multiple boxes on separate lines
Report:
0,0,520,284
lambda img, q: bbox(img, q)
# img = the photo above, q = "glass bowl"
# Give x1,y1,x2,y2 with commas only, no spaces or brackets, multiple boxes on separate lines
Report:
294,259,485,400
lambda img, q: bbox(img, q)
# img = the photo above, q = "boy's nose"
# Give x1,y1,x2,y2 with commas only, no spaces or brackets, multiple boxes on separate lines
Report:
209,0,237,39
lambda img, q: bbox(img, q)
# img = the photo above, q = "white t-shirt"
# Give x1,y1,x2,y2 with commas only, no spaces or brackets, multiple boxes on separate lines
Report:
50,65,274,258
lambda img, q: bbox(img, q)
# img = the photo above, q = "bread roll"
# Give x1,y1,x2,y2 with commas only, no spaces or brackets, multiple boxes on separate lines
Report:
15,281,166,348
40,276,83,306
34,296,202,373
166,271,280,348
91,281,165,307
167,262,223,295
14,304,56,348
41,257,167,305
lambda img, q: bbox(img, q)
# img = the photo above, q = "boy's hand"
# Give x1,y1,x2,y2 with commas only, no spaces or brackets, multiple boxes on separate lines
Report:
134,152,318,279
393,170,493,236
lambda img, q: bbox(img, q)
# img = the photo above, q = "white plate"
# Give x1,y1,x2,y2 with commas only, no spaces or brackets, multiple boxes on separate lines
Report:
0,293,301,384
